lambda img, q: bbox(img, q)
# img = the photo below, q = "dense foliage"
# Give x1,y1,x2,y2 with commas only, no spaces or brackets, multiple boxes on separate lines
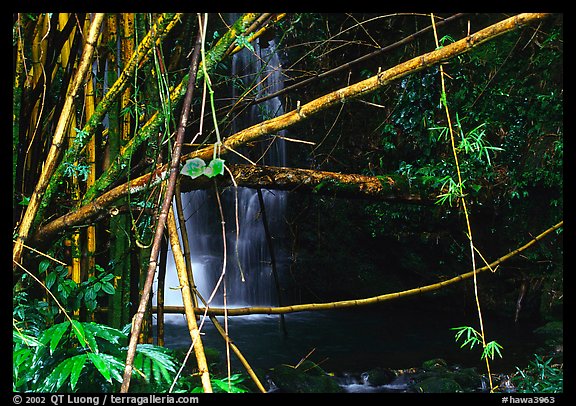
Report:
13,13,562,393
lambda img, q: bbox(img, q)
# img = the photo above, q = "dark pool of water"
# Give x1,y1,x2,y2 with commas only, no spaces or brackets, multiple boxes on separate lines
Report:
155,298,542,376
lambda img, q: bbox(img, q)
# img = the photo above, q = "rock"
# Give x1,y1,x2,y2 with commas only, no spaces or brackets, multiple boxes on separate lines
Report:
451,367,483,391
422,358,448,371
267,362,344,393
413,376,463,393
364,367,397,386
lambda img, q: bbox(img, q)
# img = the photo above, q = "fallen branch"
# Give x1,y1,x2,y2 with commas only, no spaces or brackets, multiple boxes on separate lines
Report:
153,220,563,316
31,164,431,246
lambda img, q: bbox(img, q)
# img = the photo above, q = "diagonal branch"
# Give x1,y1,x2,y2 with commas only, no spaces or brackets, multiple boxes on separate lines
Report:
120,21,204,394
155,221,563,316
185,13,551,164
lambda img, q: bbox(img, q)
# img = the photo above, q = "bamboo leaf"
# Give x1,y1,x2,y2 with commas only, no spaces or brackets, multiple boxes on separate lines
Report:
69,354,88,390
88,353,112,383
49,322,71,354
70,320,88,349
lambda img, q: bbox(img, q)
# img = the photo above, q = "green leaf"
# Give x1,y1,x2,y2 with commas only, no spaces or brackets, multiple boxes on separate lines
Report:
180,158,206,179
97,353,125,383
39,259,51,274
88,353,112,383
101,282,116,295
69,354,88,390
70,320,88,349
84,322,124,346
46,272,57,289
50,322,71,354
82,324,99,354
482,341,504,360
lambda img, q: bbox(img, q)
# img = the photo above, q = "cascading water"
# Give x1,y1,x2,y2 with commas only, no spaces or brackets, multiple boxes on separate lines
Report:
157,16,288,310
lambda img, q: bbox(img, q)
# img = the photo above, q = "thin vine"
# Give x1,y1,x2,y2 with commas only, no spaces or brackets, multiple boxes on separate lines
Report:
430,14,496,391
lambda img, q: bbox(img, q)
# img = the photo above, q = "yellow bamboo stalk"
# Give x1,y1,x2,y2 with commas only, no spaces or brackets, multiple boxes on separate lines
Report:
13,13,105,270
166,208,213,393
174,182,197,307
53,13,75,82
25,13,49,174
13,15,26,93
30,13,48,87
67,112,82,291
120,13,134,141
227,13,286,56
84,28,98,316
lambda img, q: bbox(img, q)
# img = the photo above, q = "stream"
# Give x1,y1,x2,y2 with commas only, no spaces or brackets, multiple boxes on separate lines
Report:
154,298,542,392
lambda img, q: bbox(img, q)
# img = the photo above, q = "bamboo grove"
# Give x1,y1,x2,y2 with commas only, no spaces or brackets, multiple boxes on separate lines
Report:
13,13,562,393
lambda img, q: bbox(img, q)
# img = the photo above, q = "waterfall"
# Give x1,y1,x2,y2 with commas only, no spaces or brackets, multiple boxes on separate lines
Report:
157,18,287,310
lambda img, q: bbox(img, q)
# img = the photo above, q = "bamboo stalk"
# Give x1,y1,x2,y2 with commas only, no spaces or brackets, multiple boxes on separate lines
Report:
120,20,204,393
156,232,168,347
13,15,26,208
175,181,197,307
152,221,563,316
13,13,105,271
120,13,134,143
85,66,97,321
166,208,212,392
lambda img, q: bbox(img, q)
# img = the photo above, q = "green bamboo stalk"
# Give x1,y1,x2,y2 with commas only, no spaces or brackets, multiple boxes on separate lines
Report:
105,14,130,329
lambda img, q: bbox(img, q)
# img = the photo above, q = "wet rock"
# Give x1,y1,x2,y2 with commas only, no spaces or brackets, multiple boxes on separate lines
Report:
267,361,344,393
364,367,397,386
422,358,448,371
409,359,483,393
451,367,483,390
413,376,463,393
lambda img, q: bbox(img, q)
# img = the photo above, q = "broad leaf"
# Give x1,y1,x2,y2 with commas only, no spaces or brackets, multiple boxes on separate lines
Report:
71,320,88,349
42,357,75,391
